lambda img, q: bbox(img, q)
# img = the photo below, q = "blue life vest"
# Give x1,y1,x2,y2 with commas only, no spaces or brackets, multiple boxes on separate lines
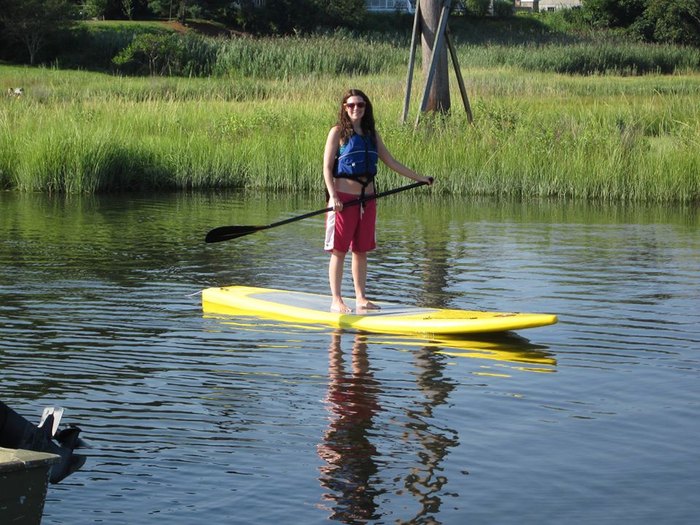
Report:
334,133,378,202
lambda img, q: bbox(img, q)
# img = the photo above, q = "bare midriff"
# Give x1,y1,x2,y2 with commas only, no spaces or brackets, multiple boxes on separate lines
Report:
333,178,375,196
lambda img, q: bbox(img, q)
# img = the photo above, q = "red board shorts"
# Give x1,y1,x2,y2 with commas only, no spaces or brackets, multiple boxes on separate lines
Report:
324,192,377,253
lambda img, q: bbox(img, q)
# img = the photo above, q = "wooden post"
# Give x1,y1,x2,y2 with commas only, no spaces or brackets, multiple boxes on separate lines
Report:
403,0,474,126
415,0,452,126
445,29,473,124
402,2,422,124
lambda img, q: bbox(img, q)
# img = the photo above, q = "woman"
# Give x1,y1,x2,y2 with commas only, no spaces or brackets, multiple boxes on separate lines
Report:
323,89,433,313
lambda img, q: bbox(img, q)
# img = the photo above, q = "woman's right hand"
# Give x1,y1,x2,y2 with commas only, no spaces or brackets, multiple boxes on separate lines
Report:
329,195,343,212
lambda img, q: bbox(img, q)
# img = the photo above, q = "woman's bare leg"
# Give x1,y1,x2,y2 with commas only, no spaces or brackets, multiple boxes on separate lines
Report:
352,251,379,310
329,250,351,313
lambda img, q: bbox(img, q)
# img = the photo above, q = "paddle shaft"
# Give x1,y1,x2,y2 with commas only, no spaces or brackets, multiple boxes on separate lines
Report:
205,179,430,243
265,180,427,229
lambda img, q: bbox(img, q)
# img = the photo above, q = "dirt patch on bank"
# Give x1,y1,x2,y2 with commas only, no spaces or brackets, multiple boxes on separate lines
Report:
164,20,249,38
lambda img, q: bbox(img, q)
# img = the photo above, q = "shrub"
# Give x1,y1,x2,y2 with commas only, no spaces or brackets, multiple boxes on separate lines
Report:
493,1,514,18
465,0,491,17
113,32,218,76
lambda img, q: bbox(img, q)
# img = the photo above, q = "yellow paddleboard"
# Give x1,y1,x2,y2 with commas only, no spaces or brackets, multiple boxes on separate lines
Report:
202,286,557,336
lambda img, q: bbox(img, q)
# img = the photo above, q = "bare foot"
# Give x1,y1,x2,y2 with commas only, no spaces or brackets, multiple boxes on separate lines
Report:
330,301,352,314
355,300,381,312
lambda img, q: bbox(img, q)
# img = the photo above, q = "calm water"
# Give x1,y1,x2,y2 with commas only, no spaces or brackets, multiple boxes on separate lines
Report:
1,191,698,524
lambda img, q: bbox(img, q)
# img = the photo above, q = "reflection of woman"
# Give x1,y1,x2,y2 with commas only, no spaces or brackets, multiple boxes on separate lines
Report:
317,331,381,522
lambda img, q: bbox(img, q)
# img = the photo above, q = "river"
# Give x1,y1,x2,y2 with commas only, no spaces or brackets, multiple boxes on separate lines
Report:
1,191,698,524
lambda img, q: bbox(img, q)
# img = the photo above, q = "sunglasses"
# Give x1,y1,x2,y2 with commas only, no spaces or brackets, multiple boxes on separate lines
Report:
345,101,366,109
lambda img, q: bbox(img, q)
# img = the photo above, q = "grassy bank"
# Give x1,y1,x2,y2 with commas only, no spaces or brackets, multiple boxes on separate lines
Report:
62,20,700,78
1,57,699,201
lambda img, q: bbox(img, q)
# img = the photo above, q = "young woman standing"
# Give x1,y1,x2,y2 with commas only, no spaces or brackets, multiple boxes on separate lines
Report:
323,89,433,313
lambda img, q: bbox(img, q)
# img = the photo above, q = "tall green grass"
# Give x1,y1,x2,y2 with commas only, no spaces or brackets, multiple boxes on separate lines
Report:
78,21,700,78
213,33,407,79
457,42,700,75
1,63,699,201
109,30,408,78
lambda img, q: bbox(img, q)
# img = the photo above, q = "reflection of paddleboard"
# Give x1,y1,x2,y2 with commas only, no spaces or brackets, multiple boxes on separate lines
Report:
201,286,557,336
373,332,557,369
206,309,557,372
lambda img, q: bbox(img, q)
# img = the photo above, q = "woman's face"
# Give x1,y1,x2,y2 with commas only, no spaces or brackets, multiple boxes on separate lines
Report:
344,95,366,123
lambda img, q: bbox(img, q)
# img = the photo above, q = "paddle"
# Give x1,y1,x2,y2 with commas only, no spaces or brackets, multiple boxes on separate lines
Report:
205,179,431,243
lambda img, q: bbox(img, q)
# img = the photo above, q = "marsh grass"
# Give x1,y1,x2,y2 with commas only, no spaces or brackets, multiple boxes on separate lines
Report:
459,42,700,75
1,58,699,201
70,19,699,79
213,33,406,79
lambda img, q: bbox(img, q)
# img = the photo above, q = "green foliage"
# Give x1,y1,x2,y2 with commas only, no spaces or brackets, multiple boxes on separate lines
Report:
582,0,646,28
113,32,218,75
212,32,405,79
492,1,514,18
458,41,700,75
632,0,700,47
0,0,77,65
312,0,367,29
111,29,405,79
81,0,110,19
59,20,168,70
579,0,700,46
50,17,700,78
465,0,491,17
1,64,699,202
232,0,367,35
4,7,699,69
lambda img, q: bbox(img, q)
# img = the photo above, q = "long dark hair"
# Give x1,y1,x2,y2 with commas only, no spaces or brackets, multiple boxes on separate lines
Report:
337,89,376,145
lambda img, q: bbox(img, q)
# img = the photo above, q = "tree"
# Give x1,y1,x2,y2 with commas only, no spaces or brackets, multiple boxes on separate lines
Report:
581,0,700,46
312,0,366,29
82,0,110,19
465,0,490,17
638,0,700,46
492,0,514,18
229,0,366,35
581,0,646,28
0,0,77,65
122,0,135,19
420,0,450,113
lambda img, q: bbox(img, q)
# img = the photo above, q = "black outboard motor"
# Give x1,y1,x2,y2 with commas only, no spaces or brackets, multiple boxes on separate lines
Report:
0,401,86,483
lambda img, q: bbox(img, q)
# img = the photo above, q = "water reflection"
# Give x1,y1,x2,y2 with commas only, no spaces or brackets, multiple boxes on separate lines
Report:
362,332,557,373
398,344,459,524
318,331,381,522
434,334,557,374
318,330,464,524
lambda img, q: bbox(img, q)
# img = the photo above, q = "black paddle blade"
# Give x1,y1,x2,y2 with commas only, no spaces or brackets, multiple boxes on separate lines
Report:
205,225,265,243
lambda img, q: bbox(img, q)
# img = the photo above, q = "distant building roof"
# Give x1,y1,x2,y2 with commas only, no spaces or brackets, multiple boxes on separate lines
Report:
516,0,582,10
365,0,415,13
539,0,582,10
